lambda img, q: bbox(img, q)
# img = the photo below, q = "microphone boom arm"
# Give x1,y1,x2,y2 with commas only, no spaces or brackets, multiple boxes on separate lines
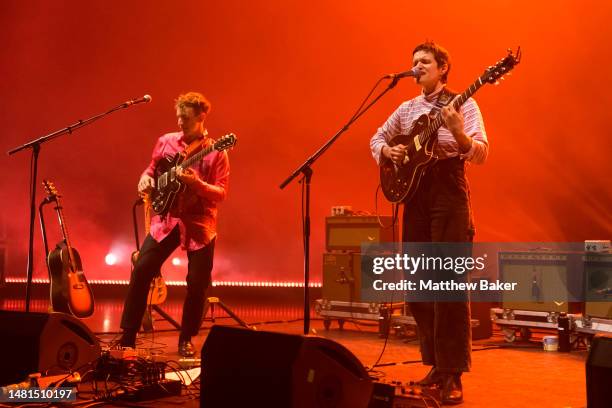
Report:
7,94,151,313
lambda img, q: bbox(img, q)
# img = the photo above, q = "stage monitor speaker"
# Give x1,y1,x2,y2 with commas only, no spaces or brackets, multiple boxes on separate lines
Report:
586,333,612,408
0,311,101,386
201,325,373,408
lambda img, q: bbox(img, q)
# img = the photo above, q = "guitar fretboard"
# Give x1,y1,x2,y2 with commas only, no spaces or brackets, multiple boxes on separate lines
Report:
55,203,72,249
53,199,77,269
421,76,485,142
179,144,216,170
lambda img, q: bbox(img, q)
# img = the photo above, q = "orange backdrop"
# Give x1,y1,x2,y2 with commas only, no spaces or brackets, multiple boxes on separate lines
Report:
1,1,610,282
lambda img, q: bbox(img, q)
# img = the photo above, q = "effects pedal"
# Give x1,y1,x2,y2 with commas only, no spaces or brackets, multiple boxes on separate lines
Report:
369,380,441,408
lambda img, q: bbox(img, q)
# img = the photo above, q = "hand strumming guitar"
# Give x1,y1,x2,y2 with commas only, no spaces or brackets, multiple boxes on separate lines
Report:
382,144,408,165
138,174,155,195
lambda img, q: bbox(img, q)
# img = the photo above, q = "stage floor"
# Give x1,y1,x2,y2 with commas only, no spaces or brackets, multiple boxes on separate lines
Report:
1,297,587,407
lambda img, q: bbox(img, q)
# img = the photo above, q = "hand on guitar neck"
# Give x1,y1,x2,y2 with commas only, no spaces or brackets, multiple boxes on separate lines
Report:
440,103,473,153
175,167,199,187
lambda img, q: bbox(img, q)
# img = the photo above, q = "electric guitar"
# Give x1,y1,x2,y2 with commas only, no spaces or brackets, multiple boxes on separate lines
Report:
131,195,167,305
380,48,521,203
150,133,237,215
43,180,95,318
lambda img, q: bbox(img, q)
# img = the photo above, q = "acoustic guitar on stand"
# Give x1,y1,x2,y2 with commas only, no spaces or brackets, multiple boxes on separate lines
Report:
43,180,94,318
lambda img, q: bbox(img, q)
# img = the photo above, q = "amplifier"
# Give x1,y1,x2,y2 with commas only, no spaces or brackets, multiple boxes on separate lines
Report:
326,215,397,252
499,252,583,314
584,253,612,319
323,252,363,302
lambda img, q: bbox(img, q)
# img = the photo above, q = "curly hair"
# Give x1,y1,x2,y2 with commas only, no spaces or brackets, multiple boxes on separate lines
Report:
175,92,211,115
413,42,451,83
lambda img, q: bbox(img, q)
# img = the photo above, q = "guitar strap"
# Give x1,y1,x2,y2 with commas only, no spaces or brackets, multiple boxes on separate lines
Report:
183,137,206,159
428,86,457,121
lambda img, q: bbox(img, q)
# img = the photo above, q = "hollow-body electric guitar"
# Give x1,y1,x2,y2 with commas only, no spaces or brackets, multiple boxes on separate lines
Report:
150,133,237,215
43,180,95,318
380,48,521,203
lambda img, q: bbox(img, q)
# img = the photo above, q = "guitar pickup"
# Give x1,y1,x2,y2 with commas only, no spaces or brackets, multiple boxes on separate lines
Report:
413,135,422,151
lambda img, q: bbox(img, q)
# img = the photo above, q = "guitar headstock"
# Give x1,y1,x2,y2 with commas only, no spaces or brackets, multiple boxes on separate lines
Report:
214,133,238,152
482,47,522,85
42,179,62,202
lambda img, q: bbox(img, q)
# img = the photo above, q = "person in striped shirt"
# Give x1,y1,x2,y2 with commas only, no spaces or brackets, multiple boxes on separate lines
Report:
370,42,489,405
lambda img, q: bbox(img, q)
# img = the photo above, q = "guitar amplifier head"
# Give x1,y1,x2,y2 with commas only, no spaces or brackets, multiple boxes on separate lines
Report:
325,216,397,252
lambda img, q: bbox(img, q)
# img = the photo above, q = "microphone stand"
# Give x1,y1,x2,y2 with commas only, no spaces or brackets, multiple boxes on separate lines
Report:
280,76,402,335
7,99,147,313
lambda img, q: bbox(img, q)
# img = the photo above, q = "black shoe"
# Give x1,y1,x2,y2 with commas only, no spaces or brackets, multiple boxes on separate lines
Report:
119,330,136,348
413,367,443,387
178,340,195,357
440,373,463,405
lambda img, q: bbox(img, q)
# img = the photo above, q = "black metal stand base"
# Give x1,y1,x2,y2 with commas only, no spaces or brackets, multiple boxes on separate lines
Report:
202,297,251,329
142,305,182,332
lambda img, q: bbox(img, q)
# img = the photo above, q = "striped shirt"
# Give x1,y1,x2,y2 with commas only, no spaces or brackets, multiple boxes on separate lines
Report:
370,86,488,165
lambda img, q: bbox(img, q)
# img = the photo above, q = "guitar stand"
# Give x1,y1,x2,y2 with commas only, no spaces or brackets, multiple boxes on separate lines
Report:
142,304,182,332
202,297,251,329
131,198,182,333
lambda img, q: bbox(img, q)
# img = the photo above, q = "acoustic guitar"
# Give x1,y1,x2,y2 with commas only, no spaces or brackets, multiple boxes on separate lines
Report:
43,180,94,318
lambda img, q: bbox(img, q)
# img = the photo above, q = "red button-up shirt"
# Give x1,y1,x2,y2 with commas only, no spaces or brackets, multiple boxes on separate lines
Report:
143,131,229,251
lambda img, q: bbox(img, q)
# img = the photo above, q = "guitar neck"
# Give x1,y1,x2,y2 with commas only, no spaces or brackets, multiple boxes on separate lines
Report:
54,200,76,266
179,143,215,170
424,77,486,139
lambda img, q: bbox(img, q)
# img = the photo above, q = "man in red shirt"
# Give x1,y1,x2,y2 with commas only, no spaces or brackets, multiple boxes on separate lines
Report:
119,92,229,357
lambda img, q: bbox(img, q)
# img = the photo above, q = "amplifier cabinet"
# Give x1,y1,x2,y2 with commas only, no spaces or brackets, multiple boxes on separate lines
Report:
323,252,362,302
499,252,583,314
584,253,612,319
325,216,396,252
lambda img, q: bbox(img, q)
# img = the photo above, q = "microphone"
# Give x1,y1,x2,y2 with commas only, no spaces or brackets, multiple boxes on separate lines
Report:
122,94,152,107
385,67,421,79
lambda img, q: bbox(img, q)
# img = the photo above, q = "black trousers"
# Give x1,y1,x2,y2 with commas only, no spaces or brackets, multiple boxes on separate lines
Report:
403,157,473,372
120,226,215,338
